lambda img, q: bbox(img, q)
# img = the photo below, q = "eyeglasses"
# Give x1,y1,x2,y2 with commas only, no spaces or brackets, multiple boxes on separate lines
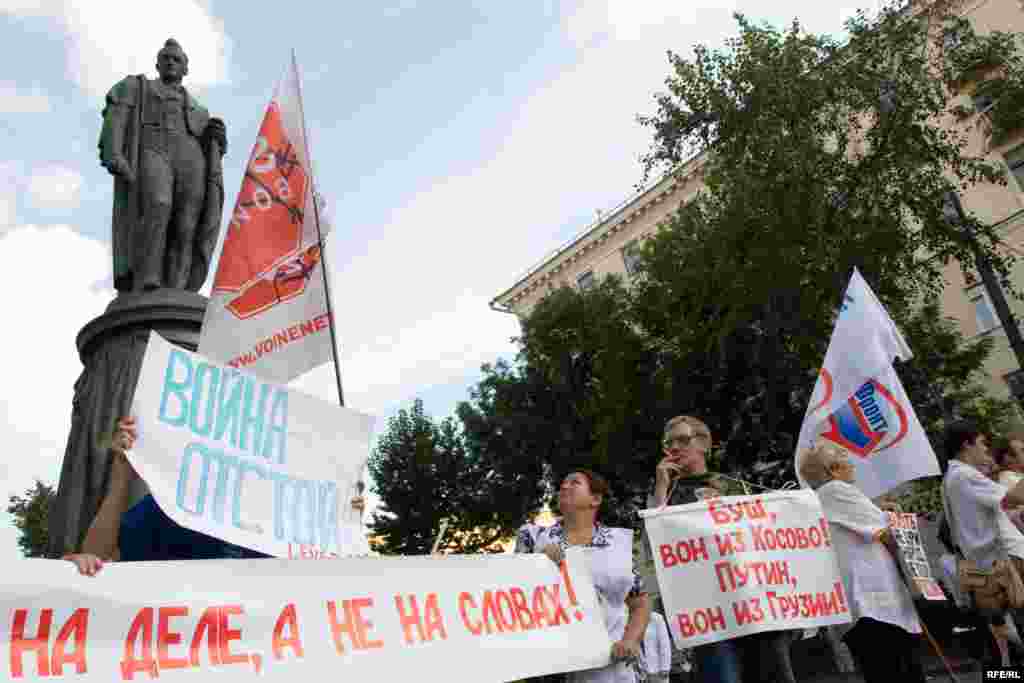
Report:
664,433,711,448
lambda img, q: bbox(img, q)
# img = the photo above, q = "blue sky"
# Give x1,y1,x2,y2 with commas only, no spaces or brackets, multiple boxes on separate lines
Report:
0,0,877,555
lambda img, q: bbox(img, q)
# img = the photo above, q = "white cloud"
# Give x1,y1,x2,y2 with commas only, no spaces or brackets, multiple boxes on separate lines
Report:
285,0,877,424
0,225,113,507
27,165,83,210
0,82,50,113
1,0,231,100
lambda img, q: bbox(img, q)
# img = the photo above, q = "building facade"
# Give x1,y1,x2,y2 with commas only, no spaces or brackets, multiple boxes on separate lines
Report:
492,0,1024,406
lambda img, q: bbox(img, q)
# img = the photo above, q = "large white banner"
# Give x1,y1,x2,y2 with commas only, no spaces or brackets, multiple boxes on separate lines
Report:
129,331,374,558
0,550,610,682
794,270,940,498
641,490,850,647
199,54,335,384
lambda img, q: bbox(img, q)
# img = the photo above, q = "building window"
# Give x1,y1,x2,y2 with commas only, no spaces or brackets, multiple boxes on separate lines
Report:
577,270,595,292
1006,370,1024,407
942,26,963,53
969,286,1000,333
622,240,642,277
972,91,995,114
1006,145,1024,192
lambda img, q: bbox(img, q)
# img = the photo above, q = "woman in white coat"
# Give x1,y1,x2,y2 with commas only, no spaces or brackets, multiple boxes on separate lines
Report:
798,441,926,683
516,470,651,683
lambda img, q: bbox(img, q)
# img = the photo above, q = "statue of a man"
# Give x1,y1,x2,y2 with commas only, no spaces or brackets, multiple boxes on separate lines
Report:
98,38,227,292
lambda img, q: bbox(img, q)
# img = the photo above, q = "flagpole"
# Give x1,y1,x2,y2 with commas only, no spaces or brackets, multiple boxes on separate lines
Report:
291,50,345,408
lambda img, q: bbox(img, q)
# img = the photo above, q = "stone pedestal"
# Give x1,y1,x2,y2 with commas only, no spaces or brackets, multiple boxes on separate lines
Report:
47,289,207,558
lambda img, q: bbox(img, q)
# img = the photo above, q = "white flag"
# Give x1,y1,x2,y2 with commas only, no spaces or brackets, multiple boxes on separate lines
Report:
795,269,940,498
199,54,335,385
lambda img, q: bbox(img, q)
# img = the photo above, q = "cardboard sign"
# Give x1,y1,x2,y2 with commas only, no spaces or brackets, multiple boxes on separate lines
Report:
641,490,851,647
886,511,946,601
128,331,374,558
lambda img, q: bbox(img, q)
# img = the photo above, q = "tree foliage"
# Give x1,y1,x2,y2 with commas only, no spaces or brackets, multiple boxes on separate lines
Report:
368,399,534,554
462,4,1021,525
7,481,55,558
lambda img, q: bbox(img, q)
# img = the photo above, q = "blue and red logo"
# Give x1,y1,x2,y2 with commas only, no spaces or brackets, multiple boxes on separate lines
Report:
813,370,910,458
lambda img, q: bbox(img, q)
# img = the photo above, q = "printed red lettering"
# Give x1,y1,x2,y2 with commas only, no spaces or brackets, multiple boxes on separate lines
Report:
327,599,381,652
156,606,188,671
530,586,551,627
494,591,518,632
422,594,447,642
189,607,220,667
544,585,570,626
458,593,482,636
300,321,315,337
314,314,330,331
675,607,726,638
51,608,89,676
350,598,382,650
508,588,536,630
394,594,427,644
659,544,677,568
287,326,300,342
217,605,248,666
714,562,735,592
272,604,304,660
732,599,764,626
709,499,731,525
120,608,157,680
10,608,52,678
714,534,735,556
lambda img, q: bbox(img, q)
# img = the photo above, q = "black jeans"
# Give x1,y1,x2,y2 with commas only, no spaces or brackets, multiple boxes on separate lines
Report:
843,618,926,683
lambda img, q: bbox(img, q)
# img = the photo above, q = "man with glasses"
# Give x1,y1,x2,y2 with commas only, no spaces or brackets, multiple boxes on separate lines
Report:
648,415,797,683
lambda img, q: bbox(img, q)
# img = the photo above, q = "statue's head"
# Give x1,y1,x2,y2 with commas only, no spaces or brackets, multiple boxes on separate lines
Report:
156,38,188,83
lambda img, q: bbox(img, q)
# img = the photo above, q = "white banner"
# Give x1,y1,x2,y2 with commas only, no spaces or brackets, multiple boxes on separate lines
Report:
199,54,334,384
800,364,941,499
641,490,850,647
128,331,374,558
0,550,610,682
795,269,939,498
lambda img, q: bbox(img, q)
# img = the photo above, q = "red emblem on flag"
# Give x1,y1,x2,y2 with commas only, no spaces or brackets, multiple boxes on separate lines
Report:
213,101,318,319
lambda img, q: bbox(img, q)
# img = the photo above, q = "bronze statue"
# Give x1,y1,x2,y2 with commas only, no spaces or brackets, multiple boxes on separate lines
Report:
98,38,226,292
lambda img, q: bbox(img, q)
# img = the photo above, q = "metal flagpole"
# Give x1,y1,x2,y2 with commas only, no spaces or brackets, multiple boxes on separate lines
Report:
291,49,345,408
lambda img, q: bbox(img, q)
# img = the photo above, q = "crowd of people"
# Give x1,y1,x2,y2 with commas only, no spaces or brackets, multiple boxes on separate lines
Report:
56,413,1024,682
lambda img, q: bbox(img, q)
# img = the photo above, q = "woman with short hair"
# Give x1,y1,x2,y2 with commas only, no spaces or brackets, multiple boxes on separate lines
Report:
517,469,650,683
798,440,926,683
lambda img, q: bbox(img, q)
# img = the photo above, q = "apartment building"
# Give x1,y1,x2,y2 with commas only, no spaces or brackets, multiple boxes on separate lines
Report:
491,0,1024,406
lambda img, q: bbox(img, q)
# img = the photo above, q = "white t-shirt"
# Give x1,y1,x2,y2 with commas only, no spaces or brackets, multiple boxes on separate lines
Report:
943,460,1024,568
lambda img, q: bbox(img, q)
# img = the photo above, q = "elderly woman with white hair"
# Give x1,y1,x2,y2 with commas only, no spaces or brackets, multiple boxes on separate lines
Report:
798,440,926,683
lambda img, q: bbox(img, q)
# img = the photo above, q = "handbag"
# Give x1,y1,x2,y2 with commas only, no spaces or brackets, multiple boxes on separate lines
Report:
957,557,1024,611
944,474,1024,612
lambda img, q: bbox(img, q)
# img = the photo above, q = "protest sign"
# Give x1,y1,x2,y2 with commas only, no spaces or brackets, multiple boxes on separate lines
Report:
0,550,610,682
128,331,375,558
641,490,850,647
886,511,946,601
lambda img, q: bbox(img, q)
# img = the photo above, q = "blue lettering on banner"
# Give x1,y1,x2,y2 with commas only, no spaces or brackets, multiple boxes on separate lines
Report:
157,347,338,552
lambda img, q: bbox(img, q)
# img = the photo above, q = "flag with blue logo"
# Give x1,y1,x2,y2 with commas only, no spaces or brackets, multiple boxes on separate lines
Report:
795,269,940,498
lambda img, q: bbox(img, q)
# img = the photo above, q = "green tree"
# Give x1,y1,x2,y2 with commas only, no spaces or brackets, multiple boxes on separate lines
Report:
368,400,530,554
7,481,55,558
466,3,1024,522
458,280,668,526
632,1,1020,470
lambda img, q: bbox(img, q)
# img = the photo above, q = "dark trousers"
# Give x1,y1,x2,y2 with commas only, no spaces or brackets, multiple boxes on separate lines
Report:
843,618,926,683
120,495,268,561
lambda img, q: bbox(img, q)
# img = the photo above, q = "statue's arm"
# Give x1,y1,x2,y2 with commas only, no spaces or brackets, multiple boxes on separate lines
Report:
98,77,138,182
